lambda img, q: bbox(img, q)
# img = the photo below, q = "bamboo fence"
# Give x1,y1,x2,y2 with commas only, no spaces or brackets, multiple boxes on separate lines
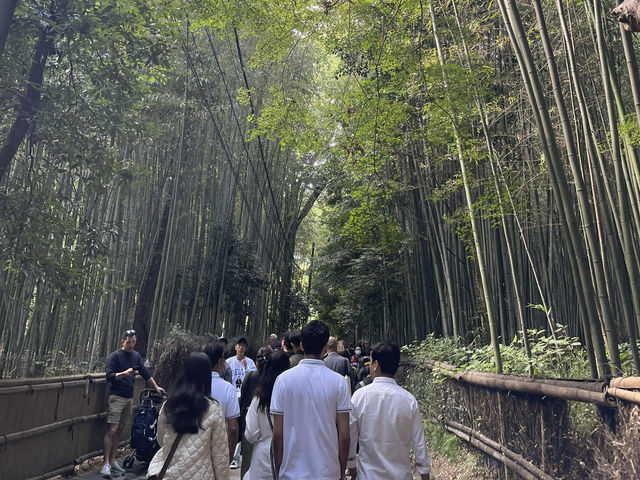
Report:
0,374,146,480
402,359,640,479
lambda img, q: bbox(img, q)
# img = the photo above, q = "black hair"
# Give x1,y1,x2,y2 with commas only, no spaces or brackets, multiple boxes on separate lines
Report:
256,349,290,412
203,341,225,366
288,329,301,348
358,365,370,382
255,346,273,374
282,331,293,351
122,329,136,339
164,352,212,434
300,320,329,356
371,341,400,376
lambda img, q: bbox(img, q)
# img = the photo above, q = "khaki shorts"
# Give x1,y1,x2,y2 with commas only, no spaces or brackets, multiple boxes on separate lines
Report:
107,395,133,426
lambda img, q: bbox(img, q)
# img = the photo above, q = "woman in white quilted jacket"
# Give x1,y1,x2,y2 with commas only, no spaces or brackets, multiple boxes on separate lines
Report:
243,349,290,480
147,352,229,480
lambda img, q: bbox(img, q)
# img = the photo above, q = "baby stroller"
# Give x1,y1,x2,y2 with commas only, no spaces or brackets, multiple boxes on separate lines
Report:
122,389,166,468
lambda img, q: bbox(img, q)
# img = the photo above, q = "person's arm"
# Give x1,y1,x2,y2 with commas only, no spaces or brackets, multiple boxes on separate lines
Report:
244,399,261,444
272,413,284,480
337,411,350,479
347,401,360,480
411,399,431,479
106,352,135,382
135,354,165,394
146,376,165,395
226,417,239,462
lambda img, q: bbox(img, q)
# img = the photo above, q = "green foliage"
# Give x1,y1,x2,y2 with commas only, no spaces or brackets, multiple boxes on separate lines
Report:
424,422,463,460
619,114,640,148
403,327,590,378
150,325,212,390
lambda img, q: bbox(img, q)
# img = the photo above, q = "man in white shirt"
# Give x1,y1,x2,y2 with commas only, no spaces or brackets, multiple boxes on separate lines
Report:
204,341,240,463
271,320,351,480
348,341,431,480
227,337,257,397
226,336,257,469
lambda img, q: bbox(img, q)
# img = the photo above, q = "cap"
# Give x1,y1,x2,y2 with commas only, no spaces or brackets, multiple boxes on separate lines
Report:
236,337,248,345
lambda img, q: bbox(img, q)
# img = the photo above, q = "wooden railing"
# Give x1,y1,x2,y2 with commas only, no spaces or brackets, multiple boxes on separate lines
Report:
0,374,146,480
399,359,640,480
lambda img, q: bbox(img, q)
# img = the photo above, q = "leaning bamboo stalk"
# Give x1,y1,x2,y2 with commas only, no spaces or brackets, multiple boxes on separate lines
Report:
436,417,555,480
440,420,552,480
456,372,610,405
607,387,640,405
610,377,640,389
411,360,610,403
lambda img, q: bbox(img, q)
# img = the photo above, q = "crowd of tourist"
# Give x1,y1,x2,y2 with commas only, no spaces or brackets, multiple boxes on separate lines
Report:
101,321,431,480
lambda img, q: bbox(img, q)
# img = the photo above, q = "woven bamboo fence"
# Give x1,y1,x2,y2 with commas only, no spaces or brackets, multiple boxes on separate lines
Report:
0,374,146,480
399,360,640,479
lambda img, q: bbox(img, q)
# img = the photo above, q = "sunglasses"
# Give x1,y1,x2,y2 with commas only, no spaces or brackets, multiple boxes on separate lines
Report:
123,329,136,337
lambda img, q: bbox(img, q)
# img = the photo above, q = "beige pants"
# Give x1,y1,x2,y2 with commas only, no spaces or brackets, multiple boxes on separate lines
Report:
107,395,132,426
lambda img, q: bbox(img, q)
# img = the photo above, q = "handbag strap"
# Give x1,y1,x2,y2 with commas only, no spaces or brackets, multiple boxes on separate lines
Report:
156,433,183,480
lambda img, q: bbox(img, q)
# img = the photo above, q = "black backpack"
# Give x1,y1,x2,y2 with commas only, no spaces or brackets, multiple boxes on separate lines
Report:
130,399,159,460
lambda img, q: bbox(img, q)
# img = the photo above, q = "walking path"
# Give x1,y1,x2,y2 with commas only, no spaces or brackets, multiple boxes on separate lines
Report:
73,456,242,480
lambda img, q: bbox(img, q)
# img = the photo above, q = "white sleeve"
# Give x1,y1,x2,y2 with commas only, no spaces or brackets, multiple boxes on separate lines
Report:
336,377,352,413
270,377,284,415
247,358,257,372
244,397,262,443
347,394,361,469
226,386,240,419
411,397,431,474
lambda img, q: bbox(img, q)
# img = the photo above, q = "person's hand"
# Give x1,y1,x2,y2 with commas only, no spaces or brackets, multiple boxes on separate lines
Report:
241,358,247,367
125,368,135,376
155,386,166,395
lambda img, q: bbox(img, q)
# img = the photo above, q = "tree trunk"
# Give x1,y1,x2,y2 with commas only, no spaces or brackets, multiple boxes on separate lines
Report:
0,0,17,60
0,19,54,182
133,196,171,359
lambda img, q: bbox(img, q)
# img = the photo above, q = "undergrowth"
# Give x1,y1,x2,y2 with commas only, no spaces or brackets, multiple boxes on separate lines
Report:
400,329,640,479
403,326,640,378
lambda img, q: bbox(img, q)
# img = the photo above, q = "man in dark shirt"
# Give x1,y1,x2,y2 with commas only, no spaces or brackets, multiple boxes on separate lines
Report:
324,336,351,376
288,329,304,366
217,336,233,383
101,330,164,478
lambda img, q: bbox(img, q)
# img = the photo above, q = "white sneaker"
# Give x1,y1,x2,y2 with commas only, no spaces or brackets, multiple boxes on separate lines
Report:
230,460,239,469
111,461,125,474
100,464,112,478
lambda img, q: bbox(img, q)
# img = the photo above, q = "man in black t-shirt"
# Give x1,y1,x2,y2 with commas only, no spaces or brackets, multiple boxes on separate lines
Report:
101,330,164,478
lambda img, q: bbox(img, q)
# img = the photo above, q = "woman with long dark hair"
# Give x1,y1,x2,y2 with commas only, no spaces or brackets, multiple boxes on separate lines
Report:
147,352,229,480
242,349,290,480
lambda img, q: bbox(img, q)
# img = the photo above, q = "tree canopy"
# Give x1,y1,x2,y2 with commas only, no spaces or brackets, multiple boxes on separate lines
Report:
1,0,640,379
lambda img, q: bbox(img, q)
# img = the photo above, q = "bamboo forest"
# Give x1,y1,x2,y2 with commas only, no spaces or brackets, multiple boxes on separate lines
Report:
4,0,640,476
2,0,640,378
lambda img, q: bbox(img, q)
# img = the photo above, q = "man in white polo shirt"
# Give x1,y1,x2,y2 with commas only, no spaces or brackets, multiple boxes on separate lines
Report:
271,320,351,480
204,340,240,464
347,341,431,480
